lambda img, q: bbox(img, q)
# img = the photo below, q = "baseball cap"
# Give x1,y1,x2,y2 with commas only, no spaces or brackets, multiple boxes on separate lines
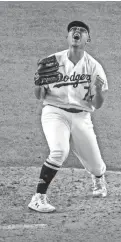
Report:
67,21,90,34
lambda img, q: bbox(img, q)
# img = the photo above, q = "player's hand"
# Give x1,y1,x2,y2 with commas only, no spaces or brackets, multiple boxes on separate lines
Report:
94,75,104,92
85,76,104,102
34,55,61,86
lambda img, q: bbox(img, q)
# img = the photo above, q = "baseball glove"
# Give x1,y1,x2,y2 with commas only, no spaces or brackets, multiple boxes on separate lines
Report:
34,55,62,86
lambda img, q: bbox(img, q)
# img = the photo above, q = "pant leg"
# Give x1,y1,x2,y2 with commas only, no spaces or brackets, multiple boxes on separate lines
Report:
70,112,106,176
41,105,71,170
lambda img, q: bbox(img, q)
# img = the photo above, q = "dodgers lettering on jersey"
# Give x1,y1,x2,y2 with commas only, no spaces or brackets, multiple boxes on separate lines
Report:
43,50,108,112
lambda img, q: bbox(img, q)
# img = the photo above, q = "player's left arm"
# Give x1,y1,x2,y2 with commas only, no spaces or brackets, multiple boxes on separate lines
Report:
88,64,108,109
91,76,108,109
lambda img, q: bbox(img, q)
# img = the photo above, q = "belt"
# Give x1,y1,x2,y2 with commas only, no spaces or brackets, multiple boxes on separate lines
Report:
59,107,84,113
47,105,84,113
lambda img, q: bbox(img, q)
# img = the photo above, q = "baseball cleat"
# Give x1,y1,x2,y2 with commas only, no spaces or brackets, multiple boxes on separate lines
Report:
28,193,56,212
91,174,107,197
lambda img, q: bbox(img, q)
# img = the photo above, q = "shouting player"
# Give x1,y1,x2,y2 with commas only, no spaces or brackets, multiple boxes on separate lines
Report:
28,21,108,212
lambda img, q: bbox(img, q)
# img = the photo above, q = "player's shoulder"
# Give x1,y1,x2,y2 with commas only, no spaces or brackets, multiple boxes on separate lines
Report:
85,52,107,80
54,49,68,57
84,51,102,69
48,50,68,61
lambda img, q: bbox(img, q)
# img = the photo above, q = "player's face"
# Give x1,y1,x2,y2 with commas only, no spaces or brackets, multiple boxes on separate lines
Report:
67,27,89,48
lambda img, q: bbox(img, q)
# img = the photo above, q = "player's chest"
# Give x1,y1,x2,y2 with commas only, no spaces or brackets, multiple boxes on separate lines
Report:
53,61,92,89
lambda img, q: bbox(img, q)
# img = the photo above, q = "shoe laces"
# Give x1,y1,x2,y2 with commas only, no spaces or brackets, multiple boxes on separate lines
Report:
40,194,50,205
92,175,106,189
34,193,50,205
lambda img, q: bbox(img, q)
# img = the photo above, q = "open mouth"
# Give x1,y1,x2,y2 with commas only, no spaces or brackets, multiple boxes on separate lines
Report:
73,33,80,40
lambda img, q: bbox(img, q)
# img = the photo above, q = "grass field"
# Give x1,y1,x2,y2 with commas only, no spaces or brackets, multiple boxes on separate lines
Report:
0,2,121,241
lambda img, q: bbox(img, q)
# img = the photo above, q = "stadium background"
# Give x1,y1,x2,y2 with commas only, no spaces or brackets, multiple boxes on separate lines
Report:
0,2,121,242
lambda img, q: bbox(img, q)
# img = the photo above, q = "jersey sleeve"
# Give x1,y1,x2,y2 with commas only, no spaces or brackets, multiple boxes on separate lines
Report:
92,63,108,92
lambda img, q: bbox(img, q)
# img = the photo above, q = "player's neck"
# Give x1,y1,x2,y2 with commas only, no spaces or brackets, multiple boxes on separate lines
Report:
68,47,85,65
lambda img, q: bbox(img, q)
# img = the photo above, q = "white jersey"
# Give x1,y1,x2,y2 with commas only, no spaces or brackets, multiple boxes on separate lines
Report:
43,50,108,112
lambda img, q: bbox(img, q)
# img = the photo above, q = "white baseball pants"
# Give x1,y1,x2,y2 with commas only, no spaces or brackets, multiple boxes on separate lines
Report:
40,105,106,176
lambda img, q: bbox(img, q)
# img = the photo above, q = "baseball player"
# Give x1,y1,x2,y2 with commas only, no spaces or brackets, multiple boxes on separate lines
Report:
28,21,108,212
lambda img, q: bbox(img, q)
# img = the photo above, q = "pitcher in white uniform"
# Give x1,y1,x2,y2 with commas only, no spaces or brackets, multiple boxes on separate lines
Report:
28,21,108,213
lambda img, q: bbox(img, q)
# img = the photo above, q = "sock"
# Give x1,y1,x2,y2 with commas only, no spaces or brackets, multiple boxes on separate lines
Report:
36,164,58,194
